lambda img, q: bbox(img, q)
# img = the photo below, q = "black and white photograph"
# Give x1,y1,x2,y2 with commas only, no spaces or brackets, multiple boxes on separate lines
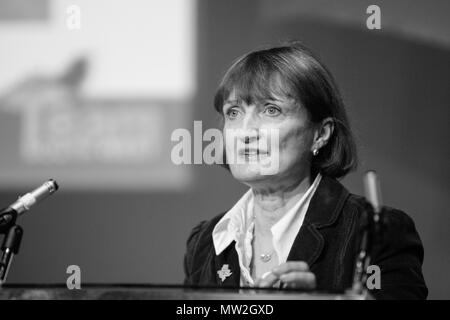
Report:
0,0,448,305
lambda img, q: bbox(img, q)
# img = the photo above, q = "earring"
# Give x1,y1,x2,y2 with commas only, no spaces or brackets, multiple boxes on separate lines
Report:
312,148,319,156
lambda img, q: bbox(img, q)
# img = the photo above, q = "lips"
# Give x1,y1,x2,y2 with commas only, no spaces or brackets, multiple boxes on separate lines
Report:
238,149,269,156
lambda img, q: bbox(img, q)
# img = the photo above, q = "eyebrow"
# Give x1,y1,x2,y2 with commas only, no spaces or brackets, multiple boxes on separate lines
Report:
224,97,284,106
223,99,242,105
264,97,283,103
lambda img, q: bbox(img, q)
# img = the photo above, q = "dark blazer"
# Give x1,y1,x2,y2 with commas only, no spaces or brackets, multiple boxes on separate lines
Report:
183,176,428,299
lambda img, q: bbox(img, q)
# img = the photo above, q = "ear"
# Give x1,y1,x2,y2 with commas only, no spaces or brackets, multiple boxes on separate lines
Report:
311,117,334,152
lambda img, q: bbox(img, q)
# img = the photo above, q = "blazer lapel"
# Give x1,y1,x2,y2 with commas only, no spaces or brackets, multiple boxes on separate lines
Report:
287,223,324,267
287,176,350,268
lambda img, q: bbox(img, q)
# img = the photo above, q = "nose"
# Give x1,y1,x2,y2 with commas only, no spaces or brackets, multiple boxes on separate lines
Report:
240,112,259,144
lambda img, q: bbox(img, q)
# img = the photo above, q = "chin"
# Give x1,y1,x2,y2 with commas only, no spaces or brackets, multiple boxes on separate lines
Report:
230,164,276,183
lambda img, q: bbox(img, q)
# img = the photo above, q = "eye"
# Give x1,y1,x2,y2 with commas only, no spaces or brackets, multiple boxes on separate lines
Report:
263,105,281,117
225,107,240,120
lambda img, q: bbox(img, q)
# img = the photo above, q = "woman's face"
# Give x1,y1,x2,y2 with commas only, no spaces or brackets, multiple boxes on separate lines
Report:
223,89,315,188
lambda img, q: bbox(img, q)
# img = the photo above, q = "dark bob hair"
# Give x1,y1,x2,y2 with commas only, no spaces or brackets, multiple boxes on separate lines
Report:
213,42,357,179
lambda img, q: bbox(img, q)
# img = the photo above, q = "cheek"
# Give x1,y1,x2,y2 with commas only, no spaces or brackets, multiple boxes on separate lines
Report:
278,124,313,162
222,128,236,154
223,121,241,147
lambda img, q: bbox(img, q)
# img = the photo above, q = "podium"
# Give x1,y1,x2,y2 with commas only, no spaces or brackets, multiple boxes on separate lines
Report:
0,284,366,300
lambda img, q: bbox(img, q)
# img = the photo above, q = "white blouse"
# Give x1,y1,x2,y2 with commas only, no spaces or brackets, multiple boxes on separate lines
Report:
212,173,322,286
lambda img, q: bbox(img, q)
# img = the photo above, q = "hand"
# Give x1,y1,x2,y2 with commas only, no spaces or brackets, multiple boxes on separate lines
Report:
255,261,316,290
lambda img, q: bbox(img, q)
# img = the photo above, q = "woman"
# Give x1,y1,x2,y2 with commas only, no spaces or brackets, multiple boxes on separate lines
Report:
183,43,427,299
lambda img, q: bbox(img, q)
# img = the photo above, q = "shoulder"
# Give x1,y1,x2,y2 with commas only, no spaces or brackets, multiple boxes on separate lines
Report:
342,193,427,299
343,193,418,230
339,192,424,260
186,212,225,250
183,212,227,279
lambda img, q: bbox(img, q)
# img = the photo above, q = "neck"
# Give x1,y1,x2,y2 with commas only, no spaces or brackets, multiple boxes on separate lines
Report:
251,173,314,231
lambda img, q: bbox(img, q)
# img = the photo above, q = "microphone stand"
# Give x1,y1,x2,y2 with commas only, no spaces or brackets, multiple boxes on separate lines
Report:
0,180,58,286
348,171,384,298
349,203,383,296
0,208,24,286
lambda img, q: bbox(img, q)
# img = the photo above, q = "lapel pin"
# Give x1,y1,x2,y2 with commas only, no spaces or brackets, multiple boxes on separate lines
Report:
217,264,232,282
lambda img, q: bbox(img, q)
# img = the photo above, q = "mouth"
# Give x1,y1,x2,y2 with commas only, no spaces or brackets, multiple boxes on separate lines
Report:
238,149,269,157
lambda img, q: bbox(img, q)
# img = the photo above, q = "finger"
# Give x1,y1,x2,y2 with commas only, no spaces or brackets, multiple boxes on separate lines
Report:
255,271,279,288
279,271,316,290
271,261,309,276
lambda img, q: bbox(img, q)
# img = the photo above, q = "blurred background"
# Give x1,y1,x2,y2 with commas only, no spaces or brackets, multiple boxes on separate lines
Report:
0,0,448,299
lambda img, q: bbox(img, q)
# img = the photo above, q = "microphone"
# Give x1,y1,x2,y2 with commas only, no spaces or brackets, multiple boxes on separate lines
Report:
351,171,384,294
0,179,59,230
363,171,383,234
0,179,59,285
1,179,59,217
364,170,383,215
